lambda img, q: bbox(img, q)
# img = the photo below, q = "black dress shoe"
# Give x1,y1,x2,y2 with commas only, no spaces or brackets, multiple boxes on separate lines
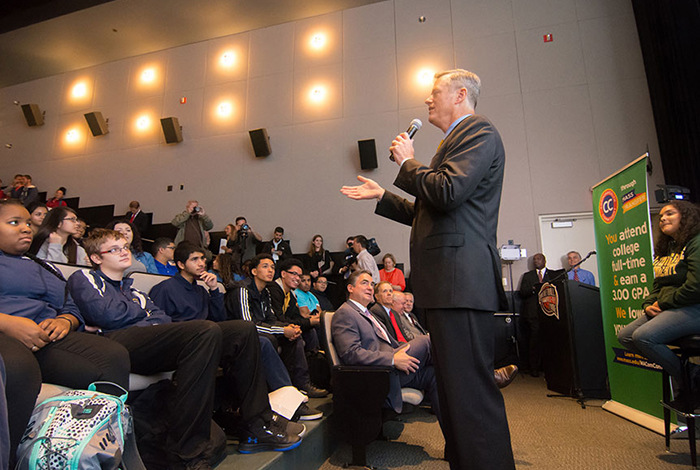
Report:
494,365,519,388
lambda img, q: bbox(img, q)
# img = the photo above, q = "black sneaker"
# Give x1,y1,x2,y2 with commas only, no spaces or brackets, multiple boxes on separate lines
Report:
271,412,306,438
301,383,329,398
238,418,302,454
292,403,323,421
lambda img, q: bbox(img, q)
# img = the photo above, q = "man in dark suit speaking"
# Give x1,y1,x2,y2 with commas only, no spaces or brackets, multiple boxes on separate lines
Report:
341,69,514,469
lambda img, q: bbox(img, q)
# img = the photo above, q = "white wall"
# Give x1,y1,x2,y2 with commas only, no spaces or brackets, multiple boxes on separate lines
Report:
0,0,664,284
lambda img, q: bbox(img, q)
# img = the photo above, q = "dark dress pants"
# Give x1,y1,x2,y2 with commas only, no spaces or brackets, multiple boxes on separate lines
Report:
0,331,130,468
216,320,272,423
400,335,442,423
107,320,221,465
426,308,515,470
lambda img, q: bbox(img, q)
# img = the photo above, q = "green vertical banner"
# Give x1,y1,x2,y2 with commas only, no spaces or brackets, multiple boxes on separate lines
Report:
592,155,661,428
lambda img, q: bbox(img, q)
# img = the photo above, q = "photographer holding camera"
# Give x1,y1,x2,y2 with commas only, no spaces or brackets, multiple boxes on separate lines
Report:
228,216,262,270
171,200,214,258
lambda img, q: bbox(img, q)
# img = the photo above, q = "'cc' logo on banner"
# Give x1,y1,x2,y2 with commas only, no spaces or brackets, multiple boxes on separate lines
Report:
599,189,618,224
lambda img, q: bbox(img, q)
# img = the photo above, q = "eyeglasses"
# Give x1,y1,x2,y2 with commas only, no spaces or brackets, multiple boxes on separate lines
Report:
100,245,130,255
165,245,175,250
316,281,328,285
285,270,302,278
63,217,78,222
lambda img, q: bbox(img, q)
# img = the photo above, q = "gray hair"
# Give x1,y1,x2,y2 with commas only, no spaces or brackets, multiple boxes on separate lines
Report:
435,69,481,108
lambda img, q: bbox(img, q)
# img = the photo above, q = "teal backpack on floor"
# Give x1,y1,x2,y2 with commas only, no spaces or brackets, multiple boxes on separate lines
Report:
15,382,145,470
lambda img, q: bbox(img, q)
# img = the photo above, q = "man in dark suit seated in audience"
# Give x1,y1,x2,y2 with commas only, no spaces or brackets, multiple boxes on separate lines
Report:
371,281,413,342
226,254,328,399
332,270,442,420
393,291,427,338
68,231,300,467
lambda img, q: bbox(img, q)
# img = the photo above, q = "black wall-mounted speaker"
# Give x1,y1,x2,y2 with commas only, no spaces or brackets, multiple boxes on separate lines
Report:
249,128,271,157
161,117,183,144
21,104,44,127
358,139,378,170
84,111,109,136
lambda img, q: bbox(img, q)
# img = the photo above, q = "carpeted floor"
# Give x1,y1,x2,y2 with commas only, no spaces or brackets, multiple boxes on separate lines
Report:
318,375,697,469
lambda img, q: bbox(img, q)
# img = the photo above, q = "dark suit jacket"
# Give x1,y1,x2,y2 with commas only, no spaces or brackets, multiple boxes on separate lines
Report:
375,114,507,311
126,210,150,237
331,300,404,412
370,303,413,342
258,239,292,261
518,267,565,318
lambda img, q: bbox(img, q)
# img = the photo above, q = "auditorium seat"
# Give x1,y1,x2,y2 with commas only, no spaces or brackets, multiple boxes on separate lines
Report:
319,310,423,468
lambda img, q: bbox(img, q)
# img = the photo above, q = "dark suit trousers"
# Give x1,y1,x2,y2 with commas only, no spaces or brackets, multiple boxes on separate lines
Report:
426,309,515,470
400,335,441,423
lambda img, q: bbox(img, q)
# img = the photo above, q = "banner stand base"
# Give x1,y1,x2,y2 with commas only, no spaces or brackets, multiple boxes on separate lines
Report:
603,400,677,436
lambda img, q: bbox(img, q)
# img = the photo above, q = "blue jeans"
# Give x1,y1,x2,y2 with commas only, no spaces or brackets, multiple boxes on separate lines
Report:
618,305,700,381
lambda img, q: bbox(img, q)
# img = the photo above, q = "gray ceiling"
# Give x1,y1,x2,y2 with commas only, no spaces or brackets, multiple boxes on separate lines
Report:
0,0,384,88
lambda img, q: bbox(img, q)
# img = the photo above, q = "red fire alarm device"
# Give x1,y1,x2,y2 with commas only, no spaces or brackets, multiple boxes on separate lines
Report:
180,97,187,104
543,33,553,43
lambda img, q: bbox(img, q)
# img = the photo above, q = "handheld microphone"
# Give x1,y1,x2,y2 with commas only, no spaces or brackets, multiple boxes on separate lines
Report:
389,119,423,162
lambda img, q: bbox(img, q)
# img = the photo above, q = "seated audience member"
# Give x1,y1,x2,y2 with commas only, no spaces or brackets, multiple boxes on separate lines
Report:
400,292,427,336
46,187,67,209
269,258,321,352
107,220,157,274
295,272,321,316
0,178,6,200
9,175,24,200
125,200,149,237
172,201,214,255
618,201,700,407
302,234,333,279
26,202,48,235
226,254,328,398
0,201,129,468
29,206,89,266
352,235,380,283
150,243,320,423
74,219,87,242
311,275,334,312
228,216,262,269
211,253,238,288
152,237,178,276
331,271,442,421
20,175,39,209
379,253,406,291
68,230,300,463
566,250,596,286
371,281,413,342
